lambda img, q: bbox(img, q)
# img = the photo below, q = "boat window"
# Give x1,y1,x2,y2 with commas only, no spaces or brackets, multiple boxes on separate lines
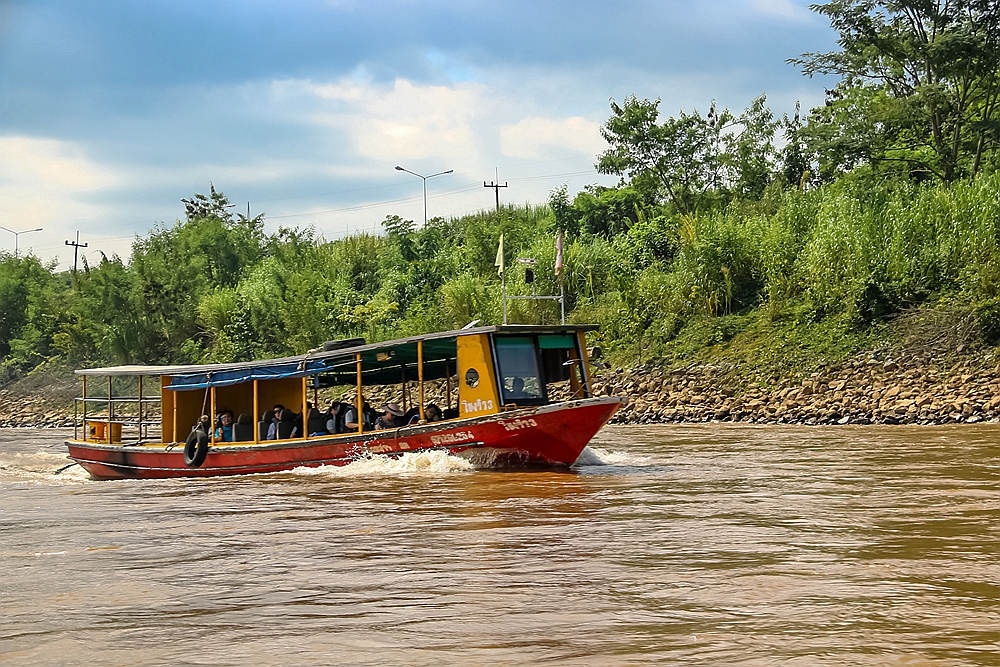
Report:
494,337,544,403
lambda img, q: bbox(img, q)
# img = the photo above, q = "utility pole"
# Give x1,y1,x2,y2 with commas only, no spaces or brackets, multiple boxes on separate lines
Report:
484,168,508,212
65,231,88,273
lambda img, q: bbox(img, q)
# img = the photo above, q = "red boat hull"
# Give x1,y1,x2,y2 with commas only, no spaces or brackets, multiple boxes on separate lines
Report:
66,397,625,480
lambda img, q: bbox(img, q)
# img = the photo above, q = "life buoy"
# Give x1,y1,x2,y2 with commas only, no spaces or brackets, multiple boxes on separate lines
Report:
184,429,209,467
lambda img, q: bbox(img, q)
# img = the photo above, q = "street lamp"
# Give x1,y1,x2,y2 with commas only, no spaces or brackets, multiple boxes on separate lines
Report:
394,166,453,227
0,225,43,259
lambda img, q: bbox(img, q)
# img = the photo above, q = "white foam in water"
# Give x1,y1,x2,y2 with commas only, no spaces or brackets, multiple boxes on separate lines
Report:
291,450,475,477
0,450,93,484
574,446,652,467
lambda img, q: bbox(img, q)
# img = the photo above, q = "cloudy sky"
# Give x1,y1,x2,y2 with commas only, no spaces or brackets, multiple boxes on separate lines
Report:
0,0,836,269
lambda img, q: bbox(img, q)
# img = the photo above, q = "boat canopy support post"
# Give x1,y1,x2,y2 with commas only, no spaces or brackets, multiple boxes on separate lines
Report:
355,353,363,434
418,340,425,422
138,375,143,442
253,379,259,444
81,376,87,440
107,376,113,444
210,386,216,446
172,383,179,444
301,376,308,440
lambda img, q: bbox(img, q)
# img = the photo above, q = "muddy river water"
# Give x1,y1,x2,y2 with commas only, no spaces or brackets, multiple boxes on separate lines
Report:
2,425,999,665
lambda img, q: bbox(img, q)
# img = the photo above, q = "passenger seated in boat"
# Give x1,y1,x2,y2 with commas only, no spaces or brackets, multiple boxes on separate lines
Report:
403,406,420,425
375,402,404,430
344,398,361,431
405,403,443,425
214,410,235,442
266,404,285,440
363,401,378,428
344,397,375,431
507,377,532,399
307,405,326,436
325,401,346,434
276,408,299,439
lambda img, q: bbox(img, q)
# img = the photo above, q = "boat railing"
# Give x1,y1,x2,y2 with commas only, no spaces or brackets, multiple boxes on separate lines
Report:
73,395,161,445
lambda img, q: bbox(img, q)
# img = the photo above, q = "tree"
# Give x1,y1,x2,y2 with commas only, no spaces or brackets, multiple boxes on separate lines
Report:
728,94,780,199
597,96,735,215
597,95,785,212
781,101,812,187
182,183,235,223
791,0,1000,182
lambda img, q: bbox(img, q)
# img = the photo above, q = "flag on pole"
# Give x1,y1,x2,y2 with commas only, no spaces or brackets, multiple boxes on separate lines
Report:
554,230,564,279
495,233,505,276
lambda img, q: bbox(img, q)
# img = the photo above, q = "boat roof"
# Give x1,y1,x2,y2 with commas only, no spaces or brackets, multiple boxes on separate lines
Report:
76,324,598,390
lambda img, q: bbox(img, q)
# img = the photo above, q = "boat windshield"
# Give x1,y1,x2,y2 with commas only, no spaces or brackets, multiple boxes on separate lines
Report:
494,336,545,403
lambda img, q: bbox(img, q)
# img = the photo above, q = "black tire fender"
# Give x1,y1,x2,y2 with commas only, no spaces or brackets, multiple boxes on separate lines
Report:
184,429,209,467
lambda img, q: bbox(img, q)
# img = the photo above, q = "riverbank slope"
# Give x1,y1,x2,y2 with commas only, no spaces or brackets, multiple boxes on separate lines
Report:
1,300,997,428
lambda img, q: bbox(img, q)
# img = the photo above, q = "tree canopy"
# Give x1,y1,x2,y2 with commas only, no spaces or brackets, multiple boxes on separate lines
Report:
791,0,1000,181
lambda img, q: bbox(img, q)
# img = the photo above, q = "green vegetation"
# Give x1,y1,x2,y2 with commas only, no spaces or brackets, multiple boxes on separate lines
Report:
2,1,1000,385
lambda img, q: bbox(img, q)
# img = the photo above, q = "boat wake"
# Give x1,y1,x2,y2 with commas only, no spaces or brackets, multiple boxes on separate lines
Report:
574,445,653,467
291,450,475,477
0,450,91,484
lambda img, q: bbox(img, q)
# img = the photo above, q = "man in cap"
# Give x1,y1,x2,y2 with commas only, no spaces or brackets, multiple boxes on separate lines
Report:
375,402,405,430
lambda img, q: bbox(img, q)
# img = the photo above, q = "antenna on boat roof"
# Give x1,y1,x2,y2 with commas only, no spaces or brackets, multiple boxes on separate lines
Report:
461,319,481,330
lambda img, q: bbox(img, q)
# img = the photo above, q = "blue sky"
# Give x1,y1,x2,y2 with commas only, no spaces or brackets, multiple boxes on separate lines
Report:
0,0,837,268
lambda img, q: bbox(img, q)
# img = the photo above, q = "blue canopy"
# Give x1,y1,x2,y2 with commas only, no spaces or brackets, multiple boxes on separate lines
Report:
165,358,337,391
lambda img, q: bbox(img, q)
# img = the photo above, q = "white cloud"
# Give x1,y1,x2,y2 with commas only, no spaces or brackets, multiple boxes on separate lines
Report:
0,136,118,191
306,78,487,162
0,136,130,264
500,116,606,159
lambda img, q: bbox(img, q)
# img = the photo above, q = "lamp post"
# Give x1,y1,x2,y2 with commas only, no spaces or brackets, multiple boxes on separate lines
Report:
0,226,43,259
394,166,453,227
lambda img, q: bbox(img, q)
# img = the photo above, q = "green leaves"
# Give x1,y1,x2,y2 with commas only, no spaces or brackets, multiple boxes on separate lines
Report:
597,96,735,215
792,0,1000,181
597,94,782,214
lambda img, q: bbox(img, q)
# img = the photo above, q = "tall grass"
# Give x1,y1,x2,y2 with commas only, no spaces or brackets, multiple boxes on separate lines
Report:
6,174,1000,372
577,172,1000,353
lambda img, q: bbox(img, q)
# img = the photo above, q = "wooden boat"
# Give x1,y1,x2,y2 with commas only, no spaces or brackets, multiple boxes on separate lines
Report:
65,325,625,479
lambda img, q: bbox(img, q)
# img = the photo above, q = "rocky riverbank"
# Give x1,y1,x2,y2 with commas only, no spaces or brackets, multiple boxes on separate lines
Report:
3,349,999,428
0,384,78,428
595,345,1000,426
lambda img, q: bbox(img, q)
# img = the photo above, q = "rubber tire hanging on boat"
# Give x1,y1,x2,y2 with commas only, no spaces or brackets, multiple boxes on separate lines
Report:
184,429,209,467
